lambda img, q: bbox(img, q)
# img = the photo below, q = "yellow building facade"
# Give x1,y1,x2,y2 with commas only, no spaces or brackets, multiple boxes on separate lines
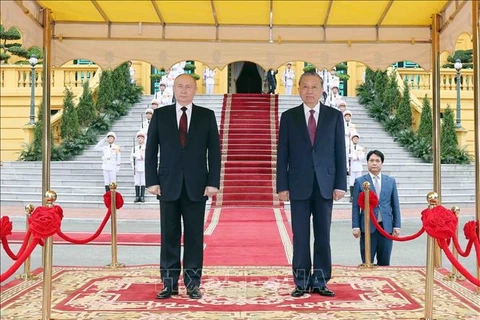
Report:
0,35,474,162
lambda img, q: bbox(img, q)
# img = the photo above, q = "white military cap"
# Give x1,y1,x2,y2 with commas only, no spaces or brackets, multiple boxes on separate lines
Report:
106,131,116,139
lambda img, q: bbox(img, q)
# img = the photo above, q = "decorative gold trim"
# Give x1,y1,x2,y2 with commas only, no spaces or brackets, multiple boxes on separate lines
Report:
217,94,232,207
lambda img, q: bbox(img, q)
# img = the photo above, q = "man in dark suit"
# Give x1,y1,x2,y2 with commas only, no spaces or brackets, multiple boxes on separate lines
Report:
277,71,347,298
145,74,221,299
266,69,278,94
351,150,401,266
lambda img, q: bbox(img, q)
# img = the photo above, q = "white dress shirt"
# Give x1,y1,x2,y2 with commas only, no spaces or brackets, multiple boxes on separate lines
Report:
176,102,192,130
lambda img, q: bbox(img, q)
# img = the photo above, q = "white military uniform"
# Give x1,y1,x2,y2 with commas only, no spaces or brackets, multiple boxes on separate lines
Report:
283,67,295,95
204,68,216,94
94,136,121,186
344,117,356,173
154,88,172,106
129,64,135,84
131,143,146,186
349,142,366,186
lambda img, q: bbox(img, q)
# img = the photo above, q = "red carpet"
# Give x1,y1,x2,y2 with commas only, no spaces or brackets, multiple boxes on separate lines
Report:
213,94,281,208
204,208,293,266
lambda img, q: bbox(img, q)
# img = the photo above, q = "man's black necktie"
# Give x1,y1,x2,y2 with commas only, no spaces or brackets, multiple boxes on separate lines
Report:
179,107,187,147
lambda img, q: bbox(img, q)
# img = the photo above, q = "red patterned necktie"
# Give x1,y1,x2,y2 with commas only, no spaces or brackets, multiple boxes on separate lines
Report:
179,107,187,147
308,109,316,145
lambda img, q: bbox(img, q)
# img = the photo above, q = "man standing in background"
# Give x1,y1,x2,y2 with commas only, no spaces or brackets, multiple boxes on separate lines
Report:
283,62,295,95
351,150,401,266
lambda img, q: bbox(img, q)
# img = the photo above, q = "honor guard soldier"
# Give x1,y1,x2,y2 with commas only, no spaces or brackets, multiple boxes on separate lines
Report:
282,62,295,95
343,110,356,175
131,131,147,203
142,108,154,136
203,67,216,94
94,131,121,192
348,132,366,202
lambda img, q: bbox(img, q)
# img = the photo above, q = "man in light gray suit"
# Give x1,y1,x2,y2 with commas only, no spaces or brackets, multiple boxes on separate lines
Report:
351,149,401,266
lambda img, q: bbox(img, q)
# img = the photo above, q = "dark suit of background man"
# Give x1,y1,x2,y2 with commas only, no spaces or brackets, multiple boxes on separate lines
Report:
351,150,401,266
267,69,278,94
276,72,347,298
146,74,221,300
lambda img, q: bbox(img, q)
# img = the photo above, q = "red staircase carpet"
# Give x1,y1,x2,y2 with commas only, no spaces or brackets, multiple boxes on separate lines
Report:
213,94,281,208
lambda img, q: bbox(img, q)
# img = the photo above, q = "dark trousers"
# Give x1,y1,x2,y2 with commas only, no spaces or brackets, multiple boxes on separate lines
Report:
159,181,206,289
268,84,276,94
290,176,333,288
359,223,393,266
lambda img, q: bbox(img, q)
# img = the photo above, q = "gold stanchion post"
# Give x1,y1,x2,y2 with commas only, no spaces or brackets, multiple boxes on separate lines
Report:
422,191,438,320
15,204,38,280
444,206,465,281
359,181,376,268
106,182,124,269
41,190,56,320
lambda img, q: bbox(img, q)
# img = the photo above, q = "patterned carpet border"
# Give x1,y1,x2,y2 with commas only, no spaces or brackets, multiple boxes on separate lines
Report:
1,265,479,320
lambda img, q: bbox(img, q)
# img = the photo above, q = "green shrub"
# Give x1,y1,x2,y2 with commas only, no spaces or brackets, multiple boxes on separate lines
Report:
396,80,413,130
60,88,79,141
417,95,433,141
77,81,96,127
358,68,470,164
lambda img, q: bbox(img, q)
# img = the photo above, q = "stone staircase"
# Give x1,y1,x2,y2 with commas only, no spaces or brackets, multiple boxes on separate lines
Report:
0,95,224,209
0,95,475,210
279,95,475,208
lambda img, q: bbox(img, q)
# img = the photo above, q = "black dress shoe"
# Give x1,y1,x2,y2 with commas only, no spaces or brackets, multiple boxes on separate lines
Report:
156,286,179,299
187,286,202,299
291,286,308,297
312,286,335,297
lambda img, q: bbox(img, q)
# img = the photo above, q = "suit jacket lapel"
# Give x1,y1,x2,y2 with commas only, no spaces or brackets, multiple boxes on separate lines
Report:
187,104,200,146
166,105,181,146
313,104,327,147
294,104,311,145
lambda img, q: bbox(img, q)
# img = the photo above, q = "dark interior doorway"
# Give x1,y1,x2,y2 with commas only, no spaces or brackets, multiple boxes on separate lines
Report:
236,62,263,93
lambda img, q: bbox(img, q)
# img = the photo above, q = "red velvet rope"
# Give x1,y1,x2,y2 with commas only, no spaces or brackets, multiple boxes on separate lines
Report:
460,220,480,263
0,195,126,283
103,191,124,209
57,210,111,244
369,209,426,241
56,191,123,244
421,206,458,239
1,229,32,261
358,191,425,241
28,206,63,239
452,233,474,257
1,216,13,237
437,238,480,287
0,239,41,283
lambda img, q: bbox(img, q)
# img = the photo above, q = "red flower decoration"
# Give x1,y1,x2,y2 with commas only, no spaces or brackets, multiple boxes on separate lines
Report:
0,216,13,238
103,192,124,209
357,190,379,215
463,220,478,240
421,206,458,239
28,206,63,239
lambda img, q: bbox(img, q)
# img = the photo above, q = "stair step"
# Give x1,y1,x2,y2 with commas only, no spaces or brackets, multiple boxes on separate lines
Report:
1,95,474,211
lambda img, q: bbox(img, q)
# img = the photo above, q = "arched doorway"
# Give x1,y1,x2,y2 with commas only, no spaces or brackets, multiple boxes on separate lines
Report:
229,62,264,93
